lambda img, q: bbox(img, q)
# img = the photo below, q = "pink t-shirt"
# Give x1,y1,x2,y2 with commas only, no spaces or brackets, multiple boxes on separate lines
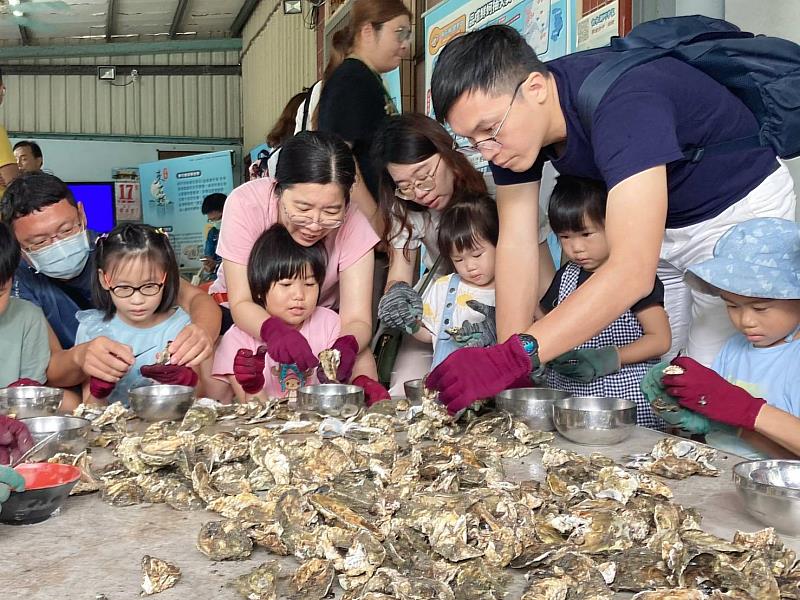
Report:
212,306,341,397
212,177,378,308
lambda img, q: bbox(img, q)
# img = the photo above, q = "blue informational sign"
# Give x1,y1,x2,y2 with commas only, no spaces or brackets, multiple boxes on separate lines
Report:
382,68,402,114
139,151,234,271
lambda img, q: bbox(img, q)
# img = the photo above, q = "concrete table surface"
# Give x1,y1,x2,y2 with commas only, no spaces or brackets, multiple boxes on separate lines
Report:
1,425,797,600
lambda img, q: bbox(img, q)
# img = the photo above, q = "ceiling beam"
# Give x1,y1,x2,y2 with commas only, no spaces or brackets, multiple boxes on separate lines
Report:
0,38,242,59
18,25,30,46
169,0,191,38
231,0,260,38
105,0,117,42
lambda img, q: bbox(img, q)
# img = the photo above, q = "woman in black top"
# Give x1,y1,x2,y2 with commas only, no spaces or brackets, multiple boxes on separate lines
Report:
318,0,412,235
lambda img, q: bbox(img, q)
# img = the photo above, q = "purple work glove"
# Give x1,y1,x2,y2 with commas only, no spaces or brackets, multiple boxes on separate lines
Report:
8,378,42,388
318,335,359,383
662,356,766,431
0,415,34,465
260,318,319,373
140,364,199,387
233,347,268,394
353,375,391,407
427,335,532,416
89,377,117,400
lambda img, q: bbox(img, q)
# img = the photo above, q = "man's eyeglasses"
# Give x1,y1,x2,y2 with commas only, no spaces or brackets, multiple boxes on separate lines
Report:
394,155,442,201
455,79,525,157
280,200,344,229
104,274,166,299
23,221,83,253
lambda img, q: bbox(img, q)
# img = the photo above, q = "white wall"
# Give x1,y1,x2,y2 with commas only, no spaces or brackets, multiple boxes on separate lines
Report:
9,137,242,184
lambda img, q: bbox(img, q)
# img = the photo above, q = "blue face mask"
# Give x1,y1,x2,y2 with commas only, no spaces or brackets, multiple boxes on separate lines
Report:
25,230,91,279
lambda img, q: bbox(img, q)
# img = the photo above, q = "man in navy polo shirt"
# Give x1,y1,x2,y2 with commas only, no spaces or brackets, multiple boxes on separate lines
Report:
425,25,796,412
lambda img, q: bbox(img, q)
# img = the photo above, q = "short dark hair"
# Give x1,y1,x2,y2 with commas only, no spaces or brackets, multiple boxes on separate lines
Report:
201,193,226,215
431,25,548,123
548,176,608,234
437,194,499,259
1,172,77,224
12,140,43,159
275,131,356,204
247,224,327,307
0,221,20,284
92,224,180,321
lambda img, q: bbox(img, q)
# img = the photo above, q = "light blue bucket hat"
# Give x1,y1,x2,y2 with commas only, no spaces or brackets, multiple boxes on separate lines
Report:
685,217,800,299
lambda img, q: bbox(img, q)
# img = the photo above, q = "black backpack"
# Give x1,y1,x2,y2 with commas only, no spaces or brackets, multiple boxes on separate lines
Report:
576,15,800,161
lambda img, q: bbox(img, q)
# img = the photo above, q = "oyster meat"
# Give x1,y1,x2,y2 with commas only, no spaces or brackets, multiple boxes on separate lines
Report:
141,555,181,595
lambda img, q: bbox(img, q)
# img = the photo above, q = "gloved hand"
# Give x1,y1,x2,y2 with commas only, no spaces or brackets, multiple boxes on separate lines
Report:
548,346,620,382
318,335,359,383
8,378,42,387
640,363,712,434
140,364,199,387
353,375,391,407
233,347,268,394
89,376,116,400
377,282,423,334
450,301,497,347
260,318,319,373
0,415,34,465
0,465,25,511
662,356,766,431
426,335,532,416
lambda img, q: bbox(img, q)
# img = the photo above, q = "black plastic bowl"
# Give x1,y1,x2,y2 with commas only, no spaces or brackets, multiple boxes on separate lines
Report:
0,463,81,525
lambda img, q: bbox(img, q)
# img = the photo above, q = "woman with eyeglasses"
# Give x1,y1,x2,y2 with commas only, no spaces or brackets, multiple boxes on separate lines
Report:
212,131,387,403
317,0,412,235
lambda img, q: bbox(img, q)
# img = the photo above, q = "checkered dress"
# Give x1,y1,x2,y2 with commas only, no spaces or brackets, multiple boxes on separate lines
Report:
545,263,666,430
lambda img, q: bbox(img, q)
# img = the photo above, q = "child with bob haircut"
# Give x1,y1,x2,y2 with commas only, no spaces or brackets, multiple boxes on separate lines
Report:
76,224,198,406
412,194,499,368
645,217,800,459
542,176,671,428
213,224,343,402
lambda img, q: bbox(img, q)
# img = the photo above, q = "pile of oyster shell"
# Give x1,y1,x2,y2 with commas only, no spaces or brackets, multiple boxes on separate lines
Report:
51,395,800,600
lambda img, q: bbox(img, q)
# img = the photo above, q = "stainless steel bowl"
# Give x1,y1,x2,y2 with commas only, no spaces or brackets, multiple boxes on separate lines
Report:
404,379,424,403
552,396,636,445
297,384,364,418
495,387,571,431
128,385,194,421
0,386,63,418
733,460,800,535
19,416,91,461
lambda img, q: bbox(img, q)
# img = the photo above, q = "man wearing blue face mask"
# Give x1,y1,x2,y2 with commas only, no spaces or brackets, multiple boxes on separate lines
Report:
1,172,221,390
200,192,226,282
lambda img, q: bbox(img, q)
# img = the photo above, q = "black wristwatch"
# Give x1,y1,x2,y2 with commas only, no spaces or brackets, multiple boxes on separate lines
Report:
517,333,543,377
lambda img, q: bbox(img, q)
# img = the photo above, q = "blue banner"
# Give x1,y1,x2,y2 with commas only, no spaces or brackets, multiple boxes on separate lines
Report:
139,151,234,271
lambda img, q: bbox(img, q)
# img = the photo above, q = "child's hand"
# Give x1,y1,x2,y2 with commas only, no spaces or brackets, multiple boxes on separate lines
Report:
140,364,199,387
548,346,620,382
260,318,319,372
7,379,43,388
169,324,214,367
663,356,766,431
79,337,134,382
0,416,34,466
450,301,497,347
89,377,117,400
318,336,358,383
353,375,391,406
378,282,423,333
233,347,268,394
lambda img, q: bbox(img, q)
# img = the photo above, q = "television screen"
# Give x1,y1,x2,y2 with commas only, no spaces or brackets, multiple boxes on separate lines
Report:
67,182,115,233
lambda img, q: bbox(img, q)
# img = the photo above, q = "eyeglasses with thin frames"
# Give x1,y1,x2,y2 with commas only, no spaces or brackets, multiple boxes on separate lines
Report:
280,199,344,230
394,26,412,43
104,273,167,299
394,155,442,201
455,79,525,157
23,221,84,253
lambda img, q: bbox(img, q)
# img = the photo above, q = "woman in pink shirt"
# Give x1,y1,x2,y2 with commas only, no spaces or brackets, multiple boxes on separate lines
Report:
214,131,387,401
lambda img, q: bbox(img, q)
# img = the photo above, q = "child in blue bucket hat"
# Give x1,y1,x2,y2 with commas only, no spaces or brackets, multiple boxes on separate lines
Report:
642,217,800,459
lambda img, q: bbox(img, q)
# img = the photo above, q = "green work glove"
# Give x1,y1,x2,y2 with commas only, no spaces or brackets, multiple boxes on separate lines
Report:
640,361,711,435
548,346,620,383
0,465,25,513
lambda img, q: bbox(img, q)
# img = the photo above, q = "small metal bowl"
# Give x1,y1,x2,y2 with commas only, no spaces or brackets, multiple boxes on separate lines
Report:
0,386,63,418
495,387,571,431
297,384,364,418
404,379,424,403
733,460,800,536
128,385,194,421
19,416,91,461
0,463,81,525
552,396,636,445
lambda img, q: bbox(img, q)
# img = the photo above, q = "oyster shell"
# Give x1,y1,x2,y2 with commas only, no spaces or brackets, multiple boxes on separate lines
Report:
141,555,181,595
101,478,143,506
196,520,254,560
289,558,334,599
179,404,217,433
631,591,704,600
233,560,280,600
662,365,685,376
318,348,341,383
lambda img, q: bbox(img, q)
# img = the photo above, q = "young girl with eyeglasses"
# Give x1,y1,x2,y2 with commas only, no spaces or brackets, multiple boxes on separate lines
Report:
75,224,198,406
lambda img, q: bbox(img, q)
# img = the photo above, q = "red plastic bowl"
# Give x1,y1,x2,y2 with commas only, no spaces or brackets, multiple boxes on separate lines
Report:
1,463,81,525
15,462,81,489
